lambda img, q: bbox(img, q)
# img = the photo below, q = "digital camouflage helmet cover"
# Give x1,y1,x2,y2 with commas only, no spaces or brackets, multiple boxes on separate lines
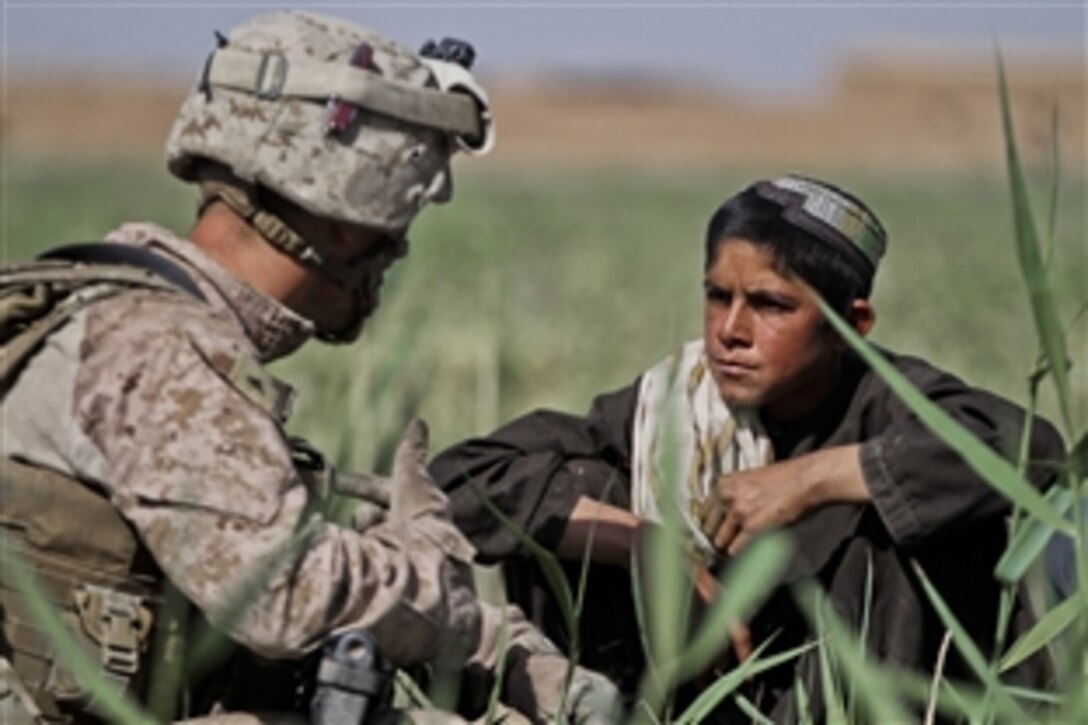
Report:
165,10,494,339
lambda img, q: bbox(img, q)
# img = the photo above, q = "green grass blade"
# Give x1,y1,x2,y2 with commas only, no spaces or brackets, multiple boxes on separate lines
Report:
910,562,1031,720
794,582,913,723
1003,684,1065,706
1056,672,1088,724
848,547,875,721
675,532,791,681
996,51,1074,435
146,580,191,721
427,667,462,712
1000,593,1086,674
1070,432,1088,480
645,522,688,668
556,484,610,722
733,693,775,724
899,660,1062,720
468,483,577,638
484,607,510,724
633,518,691,720
1044,104,1060,270
793,674,813,725
894,667,988,722
815,596,849,725
2,536,153,724
631,402,705,721
815,295,1073,535
395,669,435,710
629,537,668,719
995,484,1075,585
992,366,1040,653
673,639,818,725
646,407,695,674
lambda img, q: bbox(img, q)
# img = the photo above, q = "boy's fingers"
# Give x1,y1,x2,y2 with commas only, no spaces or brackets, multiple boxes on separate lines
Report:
713,511,741,552
699,498,726,539
730,621,753,663
727,530,752,557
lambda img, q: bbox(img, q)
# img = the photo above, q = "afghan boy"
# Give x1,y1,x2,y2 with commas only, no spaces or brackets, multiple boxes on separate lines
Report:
431,175,1063,720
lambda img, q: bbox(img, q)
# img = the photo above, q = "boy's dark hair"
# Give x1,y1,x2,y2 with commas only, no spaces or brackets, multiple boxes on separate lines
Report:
704,180,880,316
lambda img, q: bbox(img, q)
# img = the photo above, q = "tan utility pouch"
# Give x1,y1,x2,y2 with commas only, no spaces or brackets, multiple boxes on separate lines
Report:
0,458,162,720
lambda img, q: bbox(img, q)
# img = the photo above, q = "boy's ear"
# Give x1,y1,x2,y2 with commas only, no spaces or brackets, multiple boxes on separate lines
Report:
848,299,876,337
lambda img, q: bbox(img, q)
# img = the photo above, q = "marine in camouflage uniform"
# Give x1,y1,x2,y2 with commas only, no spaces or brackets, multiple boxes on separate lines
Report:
0,10,618,724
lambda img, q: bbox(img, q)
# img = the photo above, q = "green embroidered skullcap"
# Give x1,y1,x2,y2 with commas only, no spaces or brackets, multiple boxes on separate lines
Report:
754,174,887,272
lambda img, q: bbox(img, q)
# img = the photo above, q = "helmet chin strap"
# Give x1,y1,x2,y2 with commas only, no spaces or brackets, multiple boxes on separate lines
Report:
199,175,317,263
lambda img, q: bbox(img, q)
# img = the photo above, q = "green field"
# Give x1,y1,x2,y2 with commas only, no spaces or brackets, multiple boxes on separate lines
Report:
4,150,1087,721
3,157,1084,472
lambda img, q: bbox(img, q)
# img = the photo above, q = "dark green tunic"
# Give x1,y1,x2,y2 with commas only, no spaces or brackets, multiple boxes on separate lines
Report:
431,349,1064,720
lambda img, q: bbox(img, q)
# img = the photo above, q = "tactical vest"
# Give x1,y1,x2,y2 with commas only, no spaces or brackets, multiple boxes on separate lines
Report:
0,244,212,722
0,244,337,723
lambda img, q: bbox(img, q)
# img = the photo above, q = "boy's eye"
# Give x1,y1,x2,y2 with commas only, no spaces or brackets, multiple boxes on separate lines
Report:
752,294,794,312
705,288,731,305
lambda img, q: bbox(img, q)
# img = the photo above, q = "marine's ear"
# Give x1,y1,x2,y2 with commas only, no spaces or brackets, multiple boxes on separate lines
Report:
848,298,876,337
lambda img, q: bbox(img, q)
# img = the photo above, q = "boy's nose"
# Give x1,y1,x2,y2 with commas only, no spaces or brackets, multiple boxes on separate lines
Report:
719,304,753,347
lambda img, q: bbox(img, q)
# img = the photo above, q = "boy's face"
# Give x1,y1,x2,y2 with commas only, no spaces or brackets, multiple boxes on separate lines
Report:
703,237,845,422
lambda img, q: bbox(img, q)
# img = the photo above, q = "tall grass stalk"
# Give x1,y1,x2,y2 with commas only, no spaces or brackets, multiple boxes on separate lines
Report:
911,562,1031,721
996,53,1074,439
671,640,817,725
793,582,912,723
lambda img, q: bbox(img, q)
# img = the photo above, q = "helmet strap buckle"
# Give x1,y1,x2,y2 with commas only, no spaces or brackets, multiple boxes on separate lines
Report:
255,51,289,100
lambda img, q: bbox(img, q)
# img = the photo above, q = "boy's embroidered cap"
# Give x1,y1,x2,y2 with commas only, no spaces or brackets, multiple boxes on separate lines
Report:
754,175,887,272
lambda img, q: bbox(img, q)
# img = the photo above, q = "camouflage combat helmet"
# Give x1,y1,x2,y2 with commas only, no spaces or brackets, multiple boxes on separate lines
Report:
165,11,493,339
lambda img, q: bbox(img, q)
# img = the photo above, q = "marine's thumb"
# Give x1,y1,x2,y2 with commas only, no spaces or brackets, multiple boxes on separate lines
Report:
389,418,448,521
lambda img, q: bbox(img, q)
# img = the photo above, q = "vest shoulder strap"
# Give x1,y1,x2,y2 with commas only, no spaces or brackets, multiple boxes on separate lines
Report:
1,242,207,397
39,242,207,302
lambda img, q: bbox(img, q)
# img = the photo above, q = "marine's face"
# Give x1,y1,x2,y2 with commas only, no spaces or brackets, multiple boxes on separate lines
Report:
289,217,407,339
703,237,842,422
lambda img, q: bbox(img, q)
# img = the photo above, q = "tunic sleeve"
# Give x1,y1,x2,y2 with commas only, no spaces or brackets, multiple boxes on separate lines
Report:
857,354,1065,550
430,381,639,562
70,293,481,666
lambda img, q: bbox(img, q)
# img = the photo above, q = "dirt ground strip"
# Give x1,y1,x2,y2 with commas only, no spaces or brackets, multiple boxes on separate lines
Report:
4,54,1083,173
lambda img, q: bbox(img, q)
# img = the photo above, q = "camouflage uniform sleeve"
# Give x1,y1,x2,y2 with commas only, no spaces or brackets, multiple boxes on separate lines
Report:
74,292,480,664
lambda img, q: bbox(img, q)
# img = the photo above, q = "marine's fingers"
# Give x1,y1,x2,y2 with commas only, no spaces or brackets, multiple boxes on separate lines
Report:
393,417,430,475
389,418,448,521
333,471,391,505
350,501,387,532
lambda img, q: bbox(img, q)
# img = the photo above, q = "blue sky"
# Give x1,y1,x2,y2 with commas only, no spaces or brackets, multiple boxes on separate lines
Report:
3,1,1084,95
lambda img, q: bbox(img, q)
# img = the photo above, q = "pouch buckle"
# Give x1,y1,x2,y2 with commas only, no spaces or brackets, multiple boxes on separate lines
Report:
74,585,152,678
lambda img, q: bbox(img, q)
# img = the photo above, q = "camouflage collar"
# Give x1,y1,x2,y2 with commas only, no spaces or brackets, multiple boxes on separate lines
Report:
103,222,314,361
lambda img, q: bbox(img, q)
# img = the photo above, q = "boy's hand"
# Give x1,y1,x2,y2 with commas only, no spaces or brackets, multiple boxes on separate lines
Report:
698,445,870,555
693,563,753,663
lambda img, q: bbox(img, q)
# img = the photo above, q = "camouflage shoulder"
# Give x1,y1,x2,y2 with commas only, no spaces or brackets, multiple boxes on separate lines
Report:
79,288,295,423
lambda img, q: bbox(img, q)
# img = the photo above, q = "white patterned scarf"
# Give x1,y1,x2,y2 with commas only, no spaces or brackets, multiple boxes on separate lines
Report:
631,340,774,560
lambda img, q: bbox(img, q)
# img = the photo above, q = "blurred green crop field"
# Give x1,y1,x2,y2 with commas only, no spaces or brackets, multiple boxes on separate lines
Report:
3,157,1084,471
